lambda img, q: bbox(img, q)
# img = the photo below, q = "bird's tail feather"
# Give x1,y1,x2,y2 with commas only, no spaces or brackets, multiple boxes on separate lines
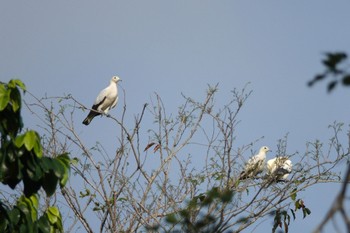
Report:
82,111,100,125
82,116,92,125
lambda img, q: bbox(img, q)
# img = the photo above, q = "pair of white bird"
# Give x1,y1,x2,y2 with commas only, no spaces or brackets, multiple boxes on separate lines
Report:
239,146,292,182
82,76,121,125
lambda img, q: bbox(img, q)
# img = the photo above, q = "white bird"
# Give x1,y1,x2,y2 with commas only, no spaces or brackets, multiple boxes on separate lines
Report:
239,146,271,180
82,76,121,125
266,157,292,182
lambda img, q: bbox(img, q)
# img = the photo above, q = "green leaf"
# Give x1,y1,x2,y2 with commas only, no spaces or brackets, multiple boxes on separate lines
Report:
290,209,296,220
290,188,297,201
17,195,38,223
145,225,160,231
37,215,51,233
9,86,21,112
0,85,10,111
8,79,26,91
165,213,178,224
25,155,43,181
308,74,325,87
323,52,347,71
327,81,337,93
79,189,91,198
295,200,300,210
50,160,65,178
71,157,79,165
2,157,22,189
56,153,71,187
305,208,311,216
342,75,350,86
237,216,249,223
33,140,43,158
15,134,26,148
47,207,61,224
15,131,42,158
8,208,21,225
24,131,36,152
23,174,41,197
28,195,39,216
117,197,127,202
56,153,70,167
42,171,58,197
40,157,53,173
220,189,233,203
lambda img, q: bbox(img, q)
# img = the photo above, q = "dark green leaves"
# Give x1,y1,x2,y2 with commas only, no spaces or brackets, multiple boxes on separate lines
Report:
0,79,25,113
0,80,24,138
295,199,311,219
8,79,26,91
46,207,63,230
157,187,234,232
271,195,312,233
56,153,70,187
15,130,43,158
309,52,350,93
0,79,67,233
342,74,350,86
0,195,63,233
0,84,10,111
290,188,297,201
327,80,338,92
37,207,64,233
41,154,71,196
322,52,347,72
272,209,290,233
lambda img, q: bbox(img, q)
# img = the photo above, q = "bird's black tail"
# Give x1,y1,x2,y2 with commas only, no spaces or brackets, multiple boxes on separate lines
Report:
82,111,100,125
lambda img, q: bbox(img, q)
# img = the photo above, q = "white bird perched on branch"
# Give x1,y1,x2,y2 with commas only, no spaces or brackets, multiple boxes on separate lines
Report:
82,76,121,125
239,146,271,180
266,157,292,182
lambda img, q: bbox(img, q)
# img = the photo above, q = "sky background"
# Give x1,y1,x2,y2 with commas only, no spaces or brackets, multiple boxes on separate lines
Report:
1,1,350,232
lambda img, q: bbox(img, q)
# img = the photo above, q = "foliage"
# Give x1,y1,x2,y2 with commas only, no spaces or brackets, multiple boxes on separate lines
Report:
0,79,70,233
308,52,350,92
308,51,350,232
151,187,234,233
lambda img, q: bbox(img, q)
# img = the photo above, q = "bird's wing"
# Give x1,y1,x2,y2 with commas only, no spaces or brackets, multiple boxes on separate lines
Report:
246,155,265,173
109,95,119,110
282,160,292,173
247,154,258,164
266,159,276,174
94,87,109,106
94,84,118,112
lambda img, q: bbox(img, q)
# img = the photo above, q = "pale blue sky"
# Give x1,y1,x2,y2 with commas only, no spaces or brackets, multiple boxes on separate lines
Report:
1,1,350,232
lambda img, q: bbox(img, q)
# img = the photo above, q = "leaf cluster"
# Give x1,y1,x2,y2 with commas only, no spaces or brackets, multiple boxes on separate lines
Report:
0,79,70,232
147,187,234,233
308,52,350,92
271,189,311,233
0,195,62,233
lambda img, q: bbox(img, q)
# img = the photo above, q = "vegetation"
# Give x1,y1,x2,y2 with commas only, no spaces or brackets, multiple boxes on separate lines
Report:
309,52,350,233
1,74,349,232
20,83,349,233
308,52,350,92
0,80,71,233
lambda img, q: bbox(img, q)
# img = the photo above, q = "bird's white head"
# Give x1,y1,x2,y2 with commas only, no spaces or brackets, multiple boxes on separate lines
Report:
259,146,271,154
111,76,121,83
